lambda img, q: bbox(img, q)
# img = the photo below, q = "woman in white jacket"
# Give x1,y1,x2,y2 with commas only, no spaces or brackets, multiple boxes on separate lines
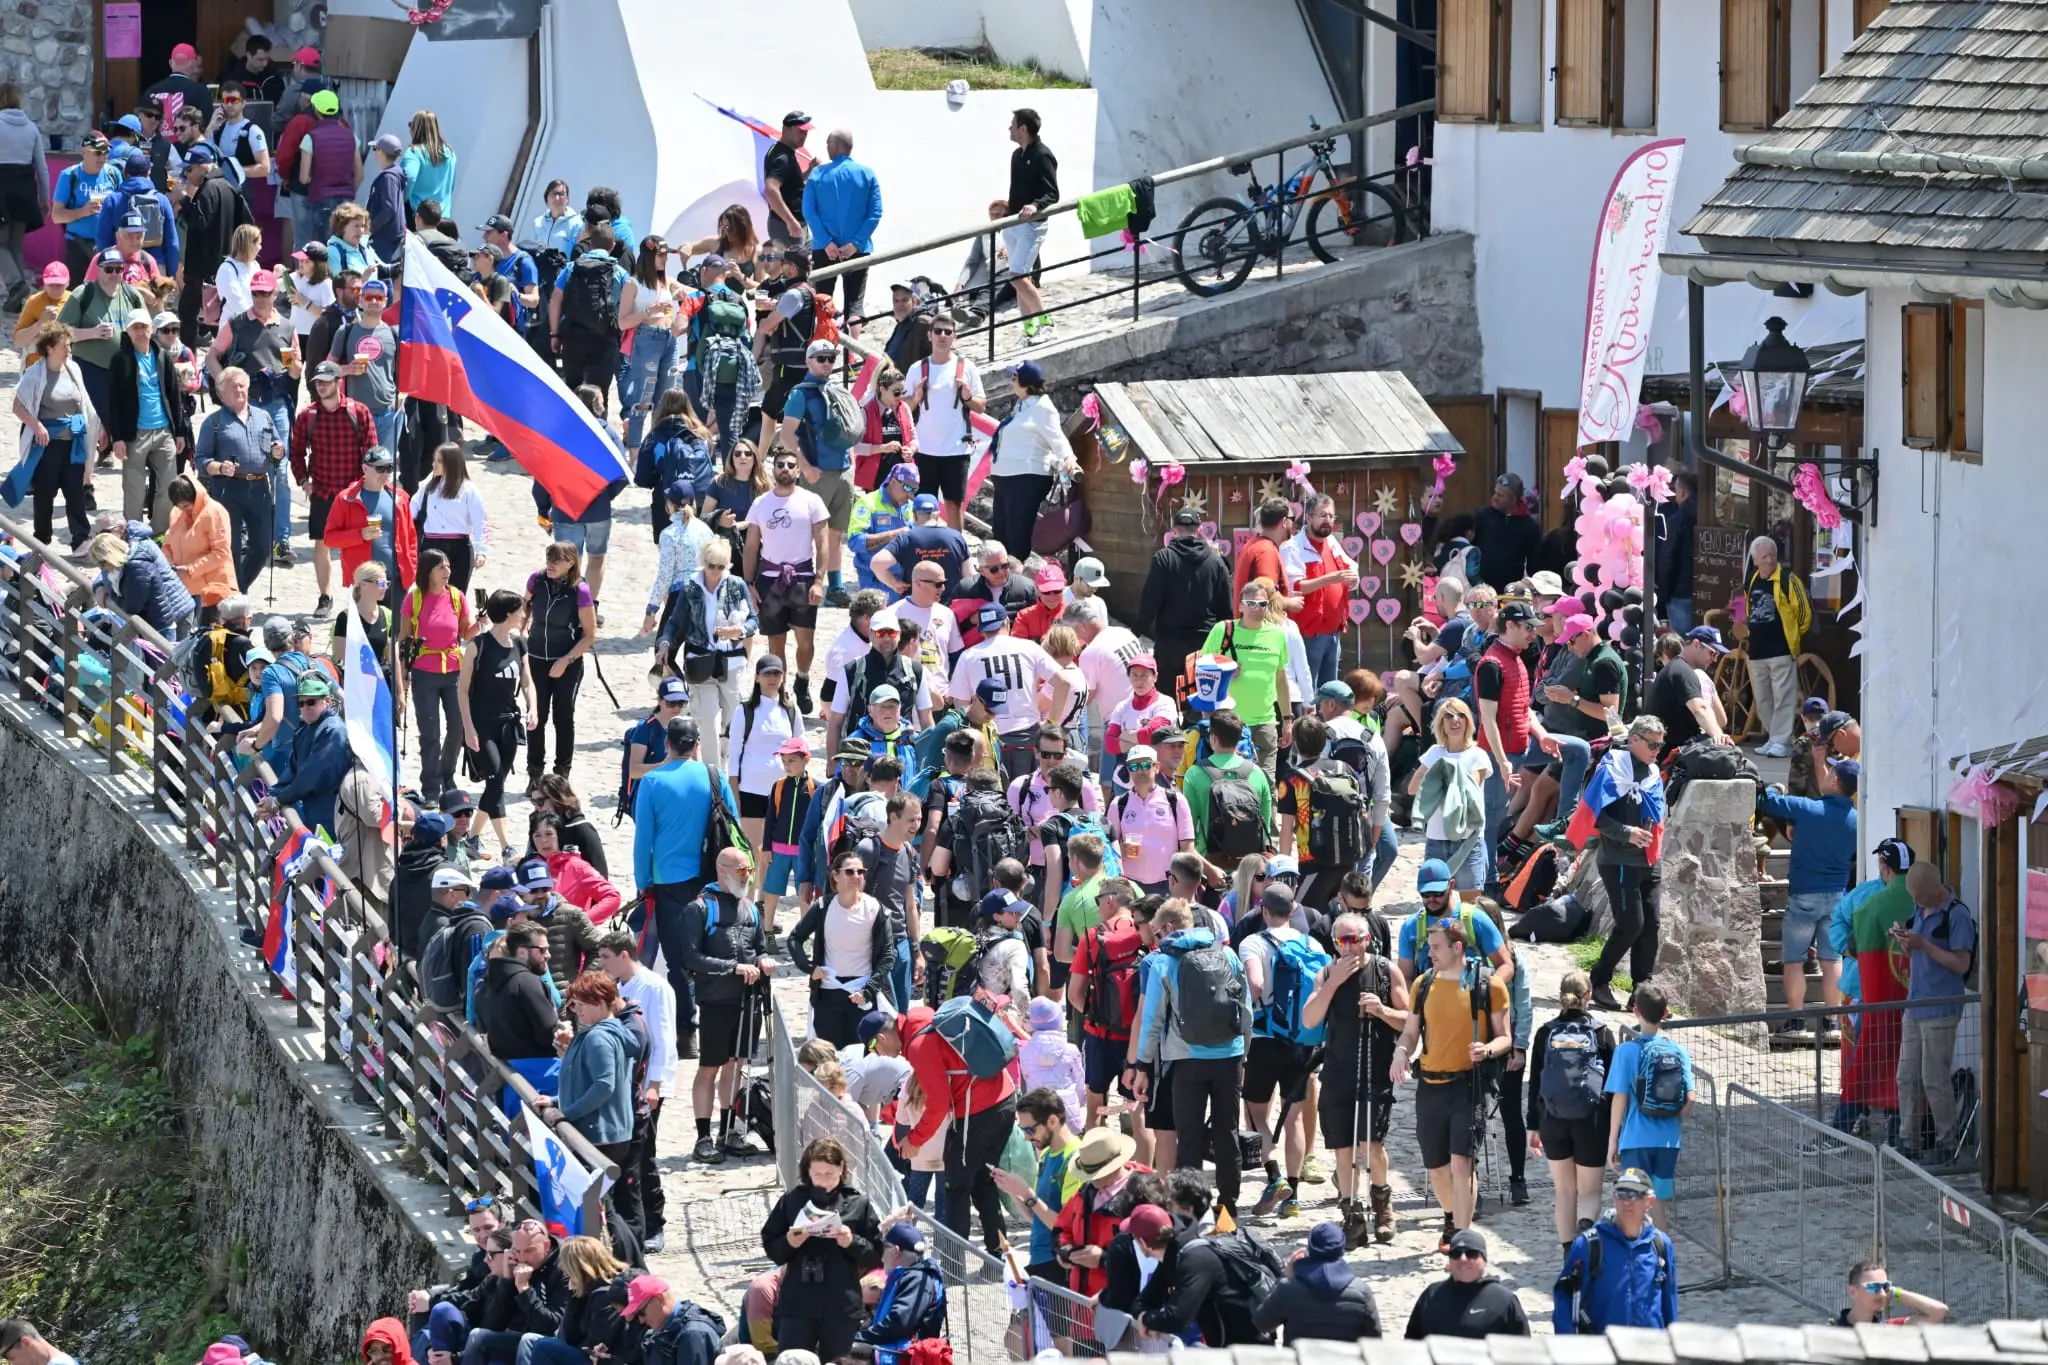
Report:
987,359,1070,562
726,651,803,861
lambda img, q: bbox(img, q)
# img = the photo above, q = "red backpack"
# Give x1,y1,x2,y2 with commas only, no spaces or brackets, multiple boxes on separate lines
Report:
809,290,841,346
1083,921,1143,1038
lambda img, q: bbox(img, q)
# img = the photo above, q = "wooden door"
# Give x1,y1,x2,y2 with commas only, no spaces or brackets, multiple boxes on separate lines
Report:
1897,806,1940,869
1540,409,1582,534
1429,395,1498,521
1986,817,2022,1192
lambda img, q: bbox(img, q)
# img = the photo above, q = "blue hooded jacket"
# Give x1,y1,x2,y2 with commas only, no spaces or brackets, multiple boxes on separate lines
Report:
1756,788,1858,896
268,707,350,837
411,1301,467,1361
95,175,180,275
112,520,196,633
1134,927,1250,1065
1553,1218,1677,1333
556,1010,645,1145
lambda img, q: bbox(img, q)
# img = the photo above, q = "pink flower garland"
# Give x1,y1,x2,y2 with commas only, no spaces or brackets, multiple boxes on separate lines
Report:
1793,462,1841,529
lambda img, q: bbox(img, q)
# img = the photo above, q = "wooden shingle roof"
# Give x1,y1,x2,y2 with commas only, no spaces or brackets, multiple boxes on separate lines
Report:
1092,372,1462,469
1685,0,2048,261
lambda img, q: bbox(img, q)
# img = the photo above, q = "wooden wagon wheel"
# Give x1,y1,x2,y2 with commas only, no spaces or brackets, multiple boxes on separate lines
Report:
1713,649,1759,744
1796,652,1837,714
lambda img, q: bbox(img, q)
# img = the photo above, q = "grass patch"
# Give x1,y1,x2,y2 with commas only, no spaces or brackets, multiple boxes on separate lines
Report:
1566,937,1632,995
868,45,1089,91
0,986,238,1364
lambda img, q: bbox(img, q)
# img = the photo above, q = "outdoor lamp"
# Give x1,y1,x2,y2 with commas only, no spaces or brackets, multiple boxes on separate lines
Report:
1735,315,1810,449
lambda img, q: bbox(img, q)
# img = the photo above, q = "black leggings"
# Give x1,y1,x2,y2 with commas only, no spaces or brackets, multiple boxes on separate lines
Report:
474,712,525,818
526,657,584,778
774,1313,856,1363
1171,1056,1244,1208
422,534,475,594
30,437,88,549
1496,1061,1528,1181
1595,860,1662,991
942,1092,1016,1256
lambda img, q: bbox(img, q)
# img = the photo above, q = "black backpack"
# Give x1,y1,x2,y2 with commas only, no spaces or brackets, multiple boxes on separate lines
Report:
1513,893,1591,944
1665,735,1760,809
1167,939,1246,1047
422,910,491,1010
561,255,620,336
1203,1227,1284,1341
426,234,474,284
1539,1016,1607,1121
1199,757,1265,861
1303,756,1368,867
951,787,1027,907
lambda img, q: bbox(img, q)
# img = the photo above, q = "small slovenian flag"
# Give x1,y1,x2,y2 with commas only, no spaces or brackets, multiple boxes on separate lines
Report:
1567,746,1667,860
341,621,396,838
398,233,631,518
265,827,313,993
523,1106,599,1236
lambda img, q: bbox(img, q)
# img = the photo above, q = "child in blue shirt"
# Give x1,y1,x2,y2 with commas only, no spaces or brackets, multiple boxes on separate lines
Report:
1604,982,1695,1201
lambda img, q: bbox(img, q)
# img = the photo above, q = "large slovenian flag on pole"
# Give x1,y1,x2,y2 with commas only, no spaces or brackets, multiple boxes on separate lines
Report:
398,233,630,518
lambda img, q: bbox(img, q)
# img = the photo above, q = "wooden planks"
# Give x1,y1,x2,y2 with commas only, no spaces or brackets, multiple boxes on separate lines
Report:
1095,373,1460,467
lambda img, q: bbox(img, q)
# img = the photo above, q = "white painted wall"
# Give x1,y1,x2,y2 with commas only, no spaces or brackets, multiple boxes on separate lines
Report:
373,34,531,232
1432,0,1865,412
1857,288,2044,841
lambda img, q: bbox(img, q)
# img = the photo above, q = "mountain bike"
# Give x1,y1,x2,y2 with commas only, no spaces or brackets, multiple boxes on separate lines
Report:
1170,118,1416,297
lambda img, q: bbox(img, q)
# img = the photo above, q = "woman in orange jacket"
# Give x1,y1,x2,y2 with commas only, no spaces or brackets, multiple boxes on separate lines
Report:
162,474,236,620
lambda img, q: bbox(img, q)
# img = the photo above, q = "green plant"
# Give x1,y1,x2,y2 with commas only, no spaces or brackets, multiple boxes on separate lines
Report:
0,988,239,1364
1566,937,1632,994
867,46,1088,91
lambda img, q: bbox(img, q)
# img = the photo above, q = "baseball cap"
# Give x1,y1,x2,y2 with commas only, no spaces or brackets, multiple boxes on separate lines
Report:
622,1274,668,1318
1557,612,1597,644
1684,625,1731,654
1829,758,1860,794
310,89,340,116
1074,556,1110,588
1258,884,1296,917
1314,680,1354,704
479,866,518,894
1145,724,1187,748
310,360,342,383
82,131,109,151
1447,1227,1489,1255
122,310,153,329
974,676,1009,709
1127,744,1159,766
295,241,330,262
39,261,69,285
886,462,919,490
516,858,555,893
805,339,840,360
1819,710,1856,742
473,242,510,263
911,493,941,514
295,673,333,699
249,269,278,293
1801,697,1829,717
479,213,516,235
667,715,702,749
1173,507,1202,527
1121,1204,1172,1243
295,45,322,67
1498,600,1537,626
978,889,1024,920
412,811,454,842
883,1223,927,1254
1126,652,1157,674
782,110,812,127
373,132,404,156
170,42,199,60
835,736,872,764
439,788,477,816
868,683,902,706
656,676,688,705
1614,1167,1654,1195
362,446,396,469
115,113,143,134
1266,853,1299,881
1010,359,1045,386
359,277,390,297
755,653,787,675
1034,563,1067,593
1417,857,1453,895
430,865,477,890
1528,570,1566,597
775,735,811,758
1874,837,1914,873
152,310,179,331
857,1010,892,1046
663,478,694,507
975,602,1008,634
869,612,901,635
117,213,147,236
122,149,150,176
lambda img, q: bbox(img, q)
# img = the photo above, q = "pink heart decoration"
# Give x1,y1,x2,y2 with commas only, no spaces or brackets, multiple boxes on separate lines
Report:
1376,597,1403,624
1199,521,1218,540
1356,511,1382,536
1358,575,1381,598
1341,535,1364,559
1399,522,1422,546
1348,599,1371,625
1370,538,1396,566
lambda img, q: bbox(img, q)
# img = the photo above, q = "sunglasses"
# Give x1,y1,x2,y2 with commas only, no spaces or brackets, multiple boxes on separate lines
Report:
297,698,325,709
1336,933,1364,945
1038,749,1067,761
1614,1189,1648,1202
466,1195,498,1213
100,265,123,275
1447,1247,1485,1261
871,626,900,636
1242,598,1269,610
1128,759,1155,770
223,95,244,104
985,563,1011,574
838,866,868,878
1860,1281,1892,1296
930,328,956,337
913,577,944,587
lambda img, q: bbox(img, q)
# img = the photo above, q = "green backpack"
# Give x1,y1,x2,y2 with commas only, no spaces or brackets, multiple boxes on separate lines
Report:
919,925,980,1006
695,291,750,383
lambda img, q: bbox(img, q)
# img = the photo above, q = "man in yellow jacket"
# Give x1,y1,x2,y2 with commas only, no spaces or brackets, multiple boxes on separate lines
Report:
1743,535,1813,758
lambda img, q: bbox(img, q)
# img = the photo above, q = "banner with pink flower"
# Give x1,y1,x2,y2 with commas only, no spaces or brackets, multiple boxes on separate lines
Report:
1576,139,1686,448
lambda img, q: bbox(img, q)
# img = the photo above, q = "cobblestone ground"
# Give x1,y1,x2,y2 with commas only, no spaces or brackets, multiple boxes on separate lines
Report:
0,318,1806,1342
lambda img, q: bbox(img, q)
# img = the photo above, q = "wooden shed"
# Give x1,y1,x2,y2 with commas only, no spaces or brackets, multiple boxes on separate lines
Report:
1078,372,1464,674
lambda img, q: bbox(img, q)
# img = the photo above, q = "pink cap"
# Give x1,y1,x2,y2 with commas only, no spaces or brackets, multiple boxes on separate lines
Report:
295,46,322,67
40,260,69,285
1034,563,1067,593
775,735,811,757
1557,612,1598,644
623,1274,669,1318
248,268,278,293
1126,652,1157,674
170,42,198,61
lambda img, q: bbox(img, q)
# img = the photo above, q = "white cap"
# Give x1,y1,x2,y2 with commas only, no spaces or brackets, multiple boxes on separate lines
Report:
871,608,901,633
124,310,155,329
805,338,840,360
1073,557,1110,588
1128,744,1158,765
431,866,478,890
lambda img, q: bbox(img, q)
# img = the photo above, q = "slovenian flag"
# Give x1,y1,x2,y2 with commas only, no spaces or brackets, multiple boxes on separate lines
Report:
265,827,314,994
398,233,630,519
523,1106,600,1236
1566,745,1666,861
341,623,396,840
701,96,818,185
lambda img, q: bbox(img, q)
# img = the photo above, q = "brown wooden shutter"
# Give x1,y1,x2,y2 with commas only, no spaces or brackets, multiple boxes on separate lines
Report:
1439,0,1500,121
1949,299,1983,460
1540,409,1586,534
1721,0,1773,131
1854,0,1890,36
1556,0,1612,126
1901,302,1950,450
1429,396,1500,521
1897,806,1941,872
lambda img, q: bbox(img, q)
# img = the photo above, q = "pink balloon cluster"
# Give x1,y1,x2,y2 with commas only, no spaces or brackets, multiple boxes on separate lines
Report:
1570,482,1647,643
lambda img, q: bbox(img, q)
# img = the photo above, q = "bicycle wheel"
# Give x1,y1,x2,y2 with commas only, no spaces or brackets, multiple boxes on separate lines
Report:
1796,653,1837,713
1304,181,1414,263
1713,650,1758,744
1172,197,1263,297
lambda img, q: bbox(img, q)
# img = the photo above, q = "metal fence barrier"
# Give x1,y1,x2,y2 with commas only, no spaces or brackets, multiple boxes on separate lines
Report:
0,516,615,1233
1721,1083,1883,1315
2010,1227,2048,1321
1879,1145,2009,1325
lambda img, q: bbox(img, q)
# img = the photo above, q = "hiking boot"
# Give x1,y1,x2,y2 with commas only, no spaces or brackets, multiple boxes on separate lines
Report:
1250,1177,1291,1217
314,594,334,617
1298,1155,1329,1185
794,677,814,715
1590,983,1624,1012
1535,817,1571,844
1370,1184,1396,1244
1509,1177,1530,1206
822,586,852,608
1438,1212,1455,1254
1277,1195,1302,1219
725,1127,753,1157
1340,1197,1371,1249
693,1135,723,1163
642,1230,665,1253
271,541,293,566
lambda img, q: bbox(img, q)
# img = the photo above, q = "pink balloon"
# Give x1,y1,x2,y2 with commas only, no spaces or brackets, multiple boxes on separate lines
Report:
1358,574,1381,598
1607,618,1627,641
1399,522,1422,546
1376,597,1403,624
1348,599,1372,625
1371,538,1397,566
1356,511,1382,535
1342,535,1365,560
1288,501,1304,520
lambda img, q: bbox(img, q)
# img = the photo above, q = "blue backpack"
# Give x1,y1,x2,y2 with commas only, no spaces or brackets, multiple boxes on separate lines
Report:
1633,1034,1689,1119
930,995,1018,1078
1254,930,1331,1045
634,426,715,499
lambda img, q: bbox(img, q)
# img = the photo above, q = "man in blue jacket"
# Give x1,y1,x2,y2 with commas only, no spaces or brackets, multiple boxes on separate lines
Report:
1133,904,1253,1214
94,150,178,278
1758,756,1859,1030
1554,1166,1677,1332
802,127,883,331
633,716,738,1059
856,1222,946,1361
257,673,351,836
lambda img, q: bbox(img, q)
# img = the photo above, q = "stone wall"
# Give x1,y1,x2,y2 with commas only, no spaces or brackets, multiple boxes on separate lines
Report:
1564,778,1765,1016
0,698,467,1365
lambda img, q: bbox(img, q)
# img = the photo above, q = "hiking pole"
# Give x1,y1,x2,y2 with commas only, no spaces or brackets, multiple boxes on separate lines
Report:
589,649,621,709
1356,974,1373,1253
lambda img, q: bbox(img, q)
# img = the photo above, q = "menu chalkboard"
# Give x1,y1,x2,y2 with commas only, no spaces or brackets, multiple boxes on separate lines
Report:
1693,524,1750,624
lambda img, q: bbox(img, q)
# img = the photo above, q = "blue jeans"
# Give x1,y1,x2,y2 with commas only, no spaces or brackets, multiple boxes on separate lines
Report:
1369,818,1399,891
372,406,406,460
623,325,678,448
643,881,703,1030
296,196,351,255
1665,597,1693,635
462,1329,522,1365
891,934,914,1013
1553,735,1594,817
1424,835,1488,892
901,1164,951,1224
1304,631,1341,689
1482,755,1516,894
253,396,293,546
208,475,274,592
519,1336,587,1365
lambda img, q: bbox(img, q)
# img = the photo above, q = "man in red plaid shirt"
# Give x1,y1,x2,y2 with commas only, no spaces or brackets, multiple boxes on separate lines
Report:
291,359,376,614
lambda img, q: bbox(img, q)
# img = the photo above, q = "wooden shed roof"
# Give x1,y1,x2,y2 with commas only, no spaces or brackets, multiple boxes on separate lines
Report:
1092,372,1463,469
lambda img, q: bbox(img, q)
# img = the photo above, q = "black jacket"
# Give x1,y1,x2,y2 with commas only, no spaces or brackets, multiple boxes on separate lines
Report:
788,895,901,1009
176,171,252,282
1656,493,1697,602
1140,534,1231,640
760,1181,882,1319
1007,138,1059,214
454,1272,521,1333
1253,1273,1383,1343
106,335,195,447
680,886,766,1005
1472,505,1541,590
390,839,448,963
1136,1220,1265,1347
479,956,560,1060
560,1270,634,1353
512,1240,574,1335
1404,1274,1530,1339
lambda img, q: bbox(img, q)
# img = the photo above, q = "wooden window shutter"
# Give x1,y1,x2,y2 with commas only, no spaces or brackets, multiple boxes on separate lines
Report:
1854,0,1890,35
1949,299,1983,460
1721,0,1773,131
1902,302,1950,450
1439,0,1500,121
1556,0,1612,126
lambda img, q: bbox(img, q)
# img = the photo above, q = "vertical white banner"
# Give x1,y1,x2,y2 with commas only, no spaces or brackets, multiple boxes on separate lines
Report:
1576,139,1687,448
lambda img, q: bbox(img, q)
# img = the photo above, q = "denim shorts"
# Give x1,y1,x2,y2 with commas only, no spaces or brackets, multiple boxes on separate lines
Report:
1782,890,1841,962
553,517,613,557
1617,1145,1679,1199
761,850,798,897
1425,835,1488,891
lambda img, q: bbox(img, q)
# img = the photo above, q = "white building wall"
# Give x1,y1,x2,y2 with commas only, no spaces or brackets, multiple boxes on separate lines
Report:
1859,288,2047,837
1433,0,1864,414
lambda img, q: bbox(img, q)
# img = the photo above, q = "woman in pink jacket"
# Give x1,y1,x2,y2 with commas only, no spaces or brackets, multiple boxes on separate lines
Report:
528,811,623,924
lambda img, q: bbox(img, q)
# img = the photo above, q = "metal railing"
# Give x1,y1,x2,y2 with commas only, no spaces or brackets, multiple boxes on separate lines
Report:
815,101,1436,364
1721,1082,1883,1314
0,513,616,1233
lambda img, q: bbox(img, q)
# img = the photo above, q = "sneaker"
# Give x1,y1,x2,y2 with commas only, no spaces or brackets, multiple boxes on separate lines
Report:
1298,1155,1328,1185
1758,740,1789,758
642,1231,665,1253
693,1135,723,1163
314,594,334,617
1577,1217,1596,1235
1249,1177,1291,1217
271,542,293,566
1027,318,1055,346
794,677,814,716
823,586,852,608
1438,1213,1455,1254
1277,1196,1302,1219
484,445,515,463
1590,984,1624,1012
1509,1177,1530,1206
724,1127,753,1157
1534,817,1570,844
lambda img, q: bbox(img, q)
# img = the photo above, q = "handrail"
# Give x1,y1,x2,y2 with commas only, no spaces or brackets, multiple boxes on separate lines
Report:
0,508,616,1231
812,99,1437,283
